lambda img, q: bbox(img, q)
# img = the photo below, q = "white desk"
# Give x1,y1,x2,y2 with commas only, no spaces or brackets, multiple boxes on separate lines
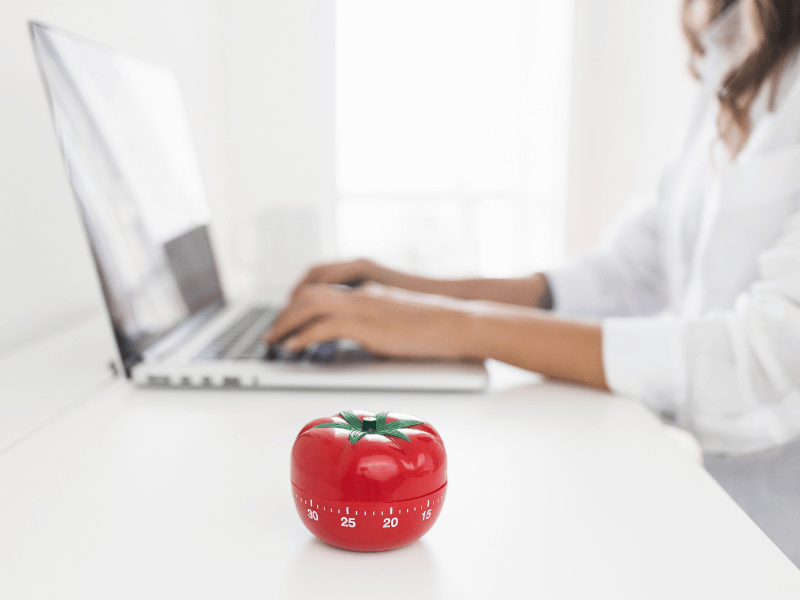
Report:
1,317,799,599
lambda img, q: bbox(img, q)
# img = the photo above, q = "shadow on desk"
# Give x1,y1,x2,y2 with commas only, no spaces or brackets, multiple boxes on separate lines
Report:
705,436,800,568
279,537,441,599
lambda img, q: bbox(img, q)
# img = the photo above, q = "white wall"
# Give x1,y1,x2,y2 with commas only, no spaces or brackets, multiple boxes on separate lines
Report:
566,0,698,255
217,0,336,299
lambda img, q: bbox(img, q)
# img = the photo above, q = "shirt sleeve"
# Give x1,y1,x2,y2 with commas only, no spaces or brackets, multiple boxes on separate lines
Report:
545,193,668,318
605,211,800,455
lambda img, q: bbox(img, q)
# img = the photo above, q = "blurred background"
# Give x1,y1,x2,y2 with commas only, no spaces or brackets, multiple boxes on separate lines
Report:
0,0,696,356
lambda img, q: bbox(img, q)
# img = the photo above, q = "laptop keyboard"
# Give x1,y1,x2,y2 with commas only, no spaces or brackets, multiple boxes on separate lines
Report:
196,306,278,360
195,306,341,363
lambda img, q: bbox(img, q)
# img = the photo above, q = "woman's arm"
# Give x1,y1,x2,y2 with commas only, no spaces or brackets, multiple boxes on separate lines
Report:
291,259,553,308
465,303,606,389
263,283,606,390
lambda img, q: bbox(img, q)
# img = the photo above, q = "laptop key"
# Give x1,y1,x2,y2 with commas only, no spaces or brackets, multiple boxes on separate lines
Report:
310,341,338,363
197,306,277,360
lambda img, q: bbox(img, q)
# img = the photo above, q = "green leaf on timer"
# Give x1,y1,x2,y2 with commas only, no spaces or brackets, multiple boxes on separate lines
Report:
379,429,412,442
349,431,366,444
340,411,363,429
312,412,426,445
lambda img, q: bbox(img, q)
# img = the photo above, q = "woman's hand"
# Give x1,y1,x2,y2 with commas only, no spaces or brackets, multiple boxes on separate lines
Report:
263,283,475,359
289,259,386,297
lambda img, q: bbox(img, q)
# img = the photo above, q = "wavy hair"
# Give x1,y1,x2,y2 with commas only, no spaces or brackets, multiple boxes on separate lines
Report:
682,0,800,155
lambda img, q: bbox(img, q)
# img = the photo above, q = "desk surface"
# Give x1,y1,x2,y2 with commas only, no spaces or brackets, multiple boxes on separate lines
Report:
1,318,799,599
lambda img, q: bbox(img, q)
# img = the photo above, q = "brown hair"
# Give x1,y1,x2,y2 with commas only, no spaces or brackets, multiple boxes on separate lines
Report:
682,0,800,155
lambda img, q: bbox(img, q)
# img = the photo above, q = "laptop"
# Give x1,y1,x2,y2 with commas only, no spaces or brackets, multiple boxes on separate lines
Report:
29,22,488,392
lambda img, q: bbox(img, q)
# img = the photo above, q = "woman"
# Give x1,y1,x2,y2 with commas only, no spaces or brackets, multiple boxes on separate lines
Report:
265,0,800,457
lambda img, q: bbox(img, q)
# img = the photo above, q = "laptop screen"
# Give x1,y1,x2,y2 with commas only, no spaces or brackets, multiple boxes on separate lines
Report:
30,23,224,375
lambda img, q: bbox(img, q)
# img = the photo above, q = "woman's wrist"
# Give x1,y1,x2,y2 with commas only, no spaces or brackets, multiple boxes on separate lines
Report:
360,259,407,288
372,263,441,295
457,307,492,360
454,301,530,360
361,259,385,283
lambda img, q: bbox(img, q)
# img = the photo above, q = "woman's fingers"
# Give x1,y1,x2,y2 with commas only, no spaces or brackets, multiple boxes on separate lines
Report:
264,285,345,343
265,284,397,353
283,316,362,353
263,283,382,344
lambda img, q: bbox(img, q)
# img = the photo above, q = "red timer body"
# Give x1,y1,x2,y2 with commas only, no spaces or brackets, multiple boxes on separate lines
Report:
291,410,447,551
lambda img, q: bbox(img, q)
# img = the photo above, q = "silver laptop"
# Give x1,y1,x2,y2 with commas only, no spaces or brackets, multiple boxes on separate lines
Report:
30,22,487,391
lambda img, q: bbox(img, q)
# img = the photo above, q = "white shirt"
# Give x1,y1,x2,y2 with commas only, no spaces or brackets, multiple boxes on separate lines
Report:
546,9,800,455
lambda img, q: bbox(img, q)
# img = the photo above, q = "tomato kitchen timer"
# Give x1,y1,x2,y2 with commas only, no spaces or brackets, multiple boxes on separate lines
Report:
291,410,447,551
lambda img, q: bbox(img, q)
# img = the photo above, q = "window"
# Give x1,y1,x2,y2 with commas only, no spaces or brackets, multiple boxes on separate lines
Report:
336,0,573,277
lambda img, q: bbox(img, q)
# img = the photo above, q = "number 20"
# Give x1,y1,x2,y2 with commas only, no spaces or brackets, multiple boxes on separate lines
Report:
383,517,398,528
